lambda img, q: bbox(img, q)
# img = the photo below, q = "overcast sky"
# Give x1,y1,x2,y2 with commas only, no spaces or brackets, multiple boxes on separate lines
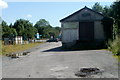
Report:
0,0,114,27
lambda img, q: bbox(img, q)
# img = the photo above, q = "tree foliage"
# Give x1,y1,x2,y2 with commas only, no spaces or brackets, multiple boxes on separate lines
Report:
34,19,50,28
92,2,103,12
92,1,120,38
12,19,38,39
102,6,111,17
110,1,120,35
92,2,112,17
34,19,61,38
2,21,17,38
2,19,61,40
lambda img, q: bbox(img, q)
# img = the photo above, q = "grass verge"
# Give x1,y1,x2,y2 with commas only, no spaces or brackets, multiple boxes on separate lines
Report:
1,42,43,55
113,55,120,61
108,36,120,56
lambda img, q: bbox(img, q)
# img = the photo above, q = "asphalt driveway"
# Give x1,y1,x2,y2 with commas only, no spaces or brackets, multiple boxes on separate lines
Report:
2,42,118,78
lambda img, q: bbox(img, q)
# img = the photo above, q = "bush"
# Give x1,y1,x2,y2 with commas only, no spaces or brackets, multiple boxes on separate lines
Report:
108,36,120,56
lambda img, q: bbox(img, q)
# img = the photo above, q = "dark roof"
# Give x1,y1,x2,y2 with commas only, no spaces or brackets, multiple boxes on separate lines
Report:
60,6,104,22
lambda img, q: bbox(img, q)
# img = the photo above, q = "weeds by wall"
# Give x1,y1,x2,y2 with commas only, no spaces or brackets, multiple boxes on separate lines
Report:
108,36,120,56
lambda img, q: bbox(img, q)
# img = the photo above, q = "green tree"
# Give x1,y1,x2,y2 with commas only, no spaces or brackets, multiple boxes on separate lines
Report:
102,6,111,17
110,1,120,35
92,2,103,12
10,28,17,37
9,23,13,28
2,20,10,38
2,21,18,39
13,19,37,39
40,26,52,38
34,19,61,39
13,19,25,36
34,19,52,38
53,27,61,37
0,27,1,40
34,19,50,28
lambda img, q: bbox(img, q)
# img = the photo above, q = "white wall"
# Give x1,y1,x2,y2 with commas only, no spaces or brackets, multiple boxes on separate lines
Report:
15,36,23,44
62,29,79,43
62,22,79,43
62,22,78,28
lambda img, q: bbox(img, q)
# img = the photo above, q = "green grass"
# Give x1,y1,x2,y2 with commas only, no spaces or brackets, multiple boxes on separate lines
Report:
1,42,43,55
108,36,120,56
107,37,120,62
113,55,120,60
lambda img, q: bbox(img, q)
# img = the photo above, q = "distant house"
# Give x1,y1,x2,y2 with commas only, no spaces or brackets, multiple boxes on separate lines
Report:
60,6,113,48
14,36,23,44
4,36,23,45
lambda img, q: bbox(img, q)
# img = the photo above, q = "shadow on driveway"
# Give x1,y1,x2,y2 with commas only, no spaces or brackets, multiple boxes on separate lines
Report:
42,46,99,52
42,46,65,52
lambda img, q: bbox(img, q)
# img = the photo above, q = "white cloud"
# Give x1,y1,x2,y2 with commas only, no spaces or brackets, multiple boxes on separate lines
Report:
0,0,8,8
27,14,32,18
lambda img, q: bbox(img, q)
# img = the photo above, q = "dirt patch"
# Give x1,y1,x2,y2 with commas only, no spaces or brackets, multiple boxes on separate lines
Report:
75,67,104,77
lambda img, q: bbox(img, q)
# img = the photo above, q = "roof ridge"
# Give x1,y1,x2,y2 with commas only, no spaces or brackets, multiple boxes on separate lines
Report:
60,6,104,22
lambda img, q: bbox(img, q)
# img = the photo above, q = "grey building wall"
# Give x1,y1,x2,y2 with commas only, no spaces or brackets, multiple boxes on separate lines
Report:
61,21,105,46
94,21,105,41
60,7,105,47
61,22,79,44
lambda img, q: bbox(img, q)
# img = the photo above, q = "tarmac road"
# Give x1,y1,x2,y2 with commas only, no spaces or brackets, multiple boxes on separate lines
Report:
2,42,118,78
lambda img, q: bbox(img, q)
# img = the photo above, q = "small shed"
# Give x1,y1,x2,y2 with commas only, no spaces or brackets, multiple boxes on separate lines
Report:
14,36,23,44
4,36,23,45
60,6,112,48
